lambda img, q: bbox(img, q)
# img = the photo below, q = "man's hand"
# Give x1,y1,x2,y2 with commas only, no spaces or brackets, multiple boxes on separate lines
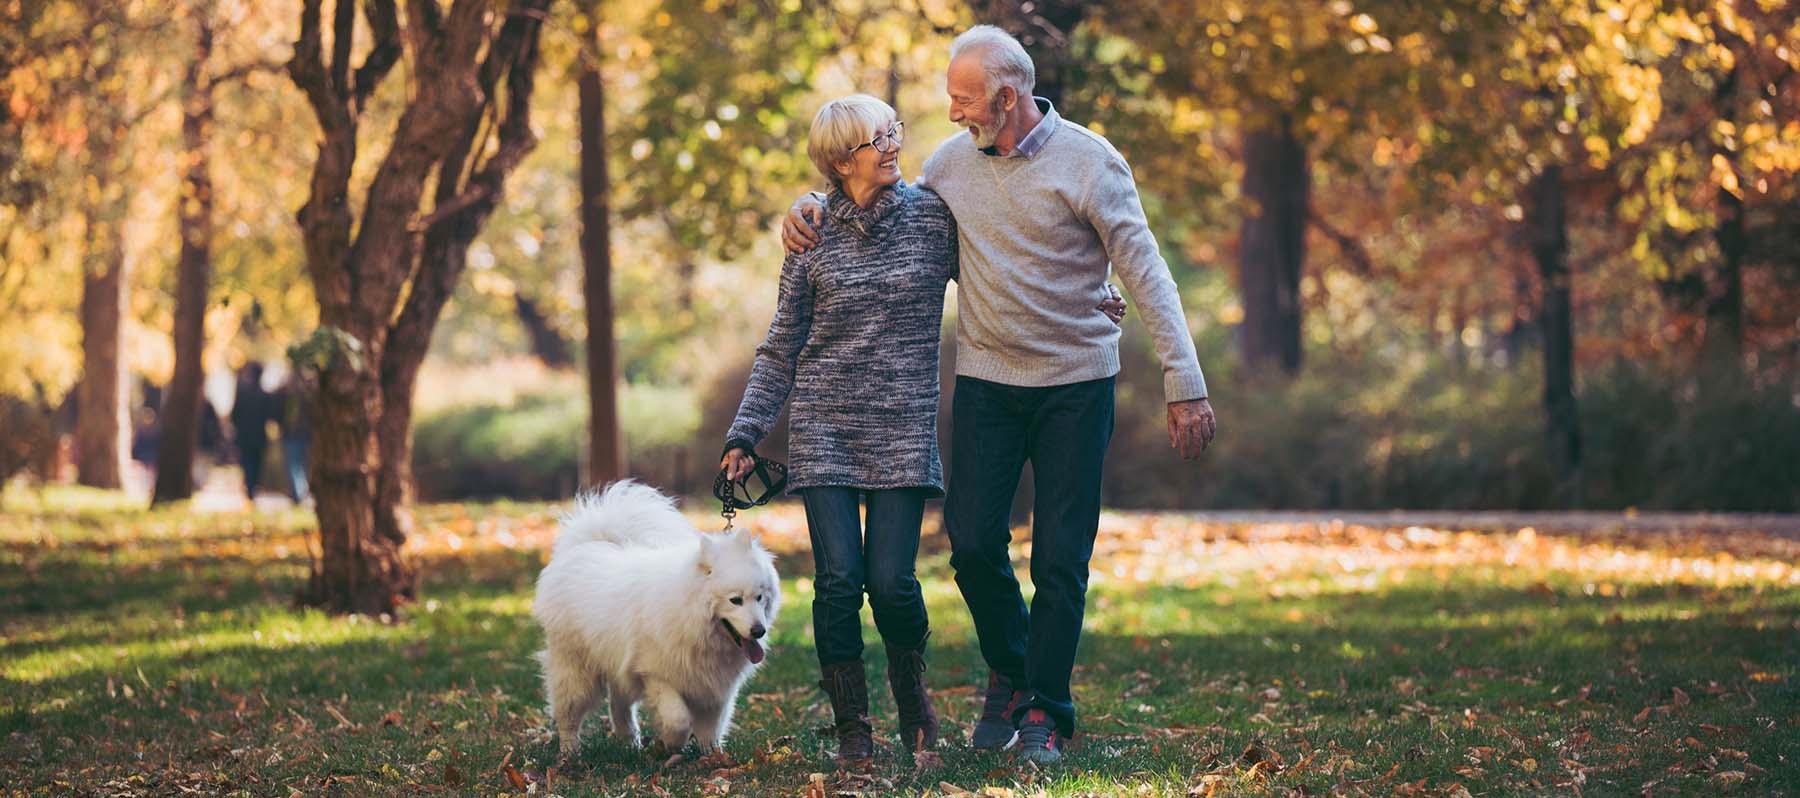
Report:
1097,283,1127,325
780,193,827,254
1167,398,1216,460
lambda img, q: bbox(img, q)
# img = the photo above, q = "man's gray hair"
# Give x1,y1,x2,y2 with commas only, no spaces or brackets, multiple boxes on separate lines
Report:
949,25,1036,98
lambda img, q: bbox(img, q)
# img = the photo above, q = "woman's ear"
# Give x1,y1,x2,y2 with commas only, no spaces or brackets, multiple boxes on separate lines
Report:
835,158,853,178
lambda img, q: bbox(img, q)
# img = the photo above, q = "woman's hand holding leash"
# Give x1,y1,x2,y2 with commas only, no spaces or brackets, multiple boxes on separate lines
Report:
721,448,756,481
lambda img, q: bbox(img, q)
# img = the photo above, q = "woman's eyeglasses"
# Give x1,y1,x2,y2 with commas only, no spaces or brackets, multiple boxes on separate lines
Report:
847,121,905,156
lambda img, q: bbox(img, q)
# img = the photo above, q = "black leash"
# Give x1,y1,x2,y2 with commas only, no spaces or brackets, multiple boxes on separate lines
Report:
712,453,788,531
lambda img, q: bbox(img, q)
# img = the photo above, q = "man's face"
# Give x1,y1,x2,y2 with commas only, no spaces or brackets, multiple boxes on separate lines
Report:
947,55,1009,149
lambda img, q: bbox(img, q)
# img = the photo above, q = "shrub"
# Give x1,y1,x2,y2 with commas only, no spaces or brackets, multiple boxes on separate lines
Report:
411,340,1800,511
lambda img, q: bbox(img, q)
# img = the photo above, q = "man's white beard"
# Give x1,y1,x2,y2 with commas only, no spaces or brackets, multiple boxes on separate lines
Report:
964,97,1007,149
964,120,1000,149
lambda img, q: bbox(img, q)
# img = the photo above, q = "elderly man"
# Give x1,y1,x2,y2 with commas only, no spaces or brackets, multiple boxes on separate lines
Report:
782,25,1216,765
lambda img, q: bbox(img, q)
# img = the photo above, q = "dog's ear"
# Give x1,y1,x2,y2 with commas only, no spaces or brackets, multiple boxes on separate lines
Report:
696,535,715,575
729,528,755,549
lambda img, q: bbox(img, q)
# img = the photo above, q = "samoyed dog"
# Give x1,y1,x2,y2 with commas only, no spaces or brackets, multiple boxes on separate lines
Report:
533,480,782,761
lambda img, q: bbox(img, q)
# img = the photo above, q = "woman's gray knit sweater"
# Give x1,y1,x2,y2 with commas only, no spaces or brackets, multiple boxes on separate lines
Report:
725,181,958,496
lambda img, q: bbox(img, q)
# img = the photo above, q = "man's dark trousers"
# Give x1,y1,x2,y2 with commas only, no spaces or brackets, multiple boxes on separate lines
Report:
944,374,1113,739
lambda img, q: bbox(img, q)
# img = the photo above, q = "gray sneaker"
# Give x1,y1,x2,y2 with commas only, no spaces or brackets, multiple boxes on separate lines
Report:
970,671,1025,750
1016,708,1063,766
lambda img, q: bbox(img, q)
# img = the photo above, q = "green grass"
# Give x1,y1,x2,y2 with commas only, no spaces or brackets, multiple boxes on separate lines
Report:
4,484,1798,796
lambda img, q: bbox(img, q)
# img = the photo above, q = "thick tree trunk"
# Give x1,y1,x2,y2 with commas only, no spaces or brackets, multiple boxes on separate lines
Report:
1238,114,1309,374
301,362,412,615
153,12,215,506
579,31,624,487
1526,164,1581,498
76,206,128,490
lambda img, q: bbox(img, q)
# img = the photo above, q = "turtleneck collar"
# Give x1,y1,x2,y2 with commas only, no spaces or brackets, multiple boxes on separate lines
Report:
827,181,909,241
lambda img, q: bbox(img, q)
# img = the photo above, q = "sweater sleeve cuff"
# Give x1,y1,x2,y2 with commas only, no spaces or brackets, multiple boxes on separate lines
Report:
722,438,758,459
1164,371,1209,404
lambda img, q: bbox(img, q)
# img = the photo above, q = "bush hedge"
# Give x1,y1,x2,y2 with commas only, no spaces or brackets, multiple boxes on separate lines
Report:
411,342,1799,511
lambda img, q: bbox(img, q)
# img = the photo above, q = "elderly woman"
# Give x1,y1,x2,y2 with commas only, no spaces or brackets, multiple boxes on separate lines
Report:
720,94,953,766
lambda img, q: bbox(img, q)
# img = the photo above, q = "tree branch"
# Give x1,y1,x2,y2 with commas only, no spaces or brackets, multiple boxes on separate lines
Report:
410,3,544,234
330,0,355,101
1310,213,1375,277
406,0,444,56
290,0,358,324
352,0,401,114
289,0,349,134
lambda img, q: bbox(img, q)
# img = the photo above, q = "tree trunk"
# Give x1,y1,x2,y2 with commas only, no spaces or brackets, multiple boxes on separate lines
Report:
152,11,215,506
1702,166,1745,369
373,356,416,545
1238,114,1309,374
1502,269,1537,366
1526,163,1581,498
1698,32,1746,373
76,186,128,490
579,25,624,487
302,362,412,615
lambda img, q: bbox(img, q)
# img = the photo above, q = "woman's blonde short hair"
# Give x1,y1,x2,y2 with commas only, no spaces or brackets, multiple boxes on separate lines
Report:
807,94,897,188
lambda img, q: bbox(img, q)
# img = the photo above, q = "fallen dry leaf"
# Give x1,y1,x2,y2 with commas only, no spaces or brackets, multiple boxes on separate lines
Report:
1709,771,1747,791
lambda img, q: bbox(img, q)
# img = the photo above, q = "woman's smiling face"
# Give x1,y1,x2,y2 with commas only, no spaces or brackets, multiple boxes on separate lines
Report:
838,119,904,193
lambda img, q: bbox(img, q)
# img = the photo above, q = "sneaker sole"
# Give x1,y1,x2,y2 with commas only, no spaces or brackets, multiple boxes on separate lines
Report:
970,729,1020,752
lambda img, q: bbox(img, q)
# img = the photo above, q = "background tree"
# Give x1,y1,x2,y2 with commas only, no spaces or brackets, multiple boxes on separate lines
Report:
152,3,289,506
287,0,549,615
151,4,218,506
60,6,178,489
1091,1,1494,375
576,7,622,486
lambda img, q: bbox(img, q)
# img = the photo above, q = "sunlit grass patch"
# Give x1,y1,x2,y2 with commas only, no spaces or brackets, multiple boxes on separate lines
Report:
3,498,1797,796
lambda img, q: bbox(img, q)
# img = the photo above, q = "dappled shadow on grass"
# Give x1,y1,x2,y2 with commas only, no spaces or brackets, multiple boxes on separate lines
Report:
1057,581,1800,795
8,501,1800,796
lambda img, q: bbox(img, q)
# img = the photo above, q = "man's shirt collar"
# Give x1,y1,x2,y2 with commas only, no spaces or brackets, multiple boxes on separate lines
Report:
980,96,1058,159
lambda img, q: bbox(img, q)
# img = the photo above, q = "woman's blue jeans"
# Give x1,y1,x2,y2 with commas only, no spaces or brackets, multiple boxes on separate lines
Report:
801,486,930,667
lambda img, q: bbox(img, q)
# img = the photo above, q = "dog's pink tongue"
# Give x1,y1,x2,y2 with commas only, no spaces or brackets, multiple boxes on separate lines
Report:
743,638,765,664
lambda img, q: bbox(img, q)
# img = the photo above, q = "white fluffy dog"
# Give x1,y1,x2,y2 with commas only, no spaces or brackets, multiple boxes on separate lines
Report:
533,480,782,761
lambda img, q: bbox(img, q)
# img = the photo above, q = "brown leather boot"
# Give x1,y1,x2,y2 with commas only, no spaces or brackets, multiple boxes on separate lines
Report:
818,660,873,767
885,634,940,753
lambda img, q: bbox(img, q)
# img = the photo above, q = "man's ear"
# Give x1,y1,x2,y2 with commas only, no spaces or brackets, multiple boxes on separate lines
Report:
999,85,1018,113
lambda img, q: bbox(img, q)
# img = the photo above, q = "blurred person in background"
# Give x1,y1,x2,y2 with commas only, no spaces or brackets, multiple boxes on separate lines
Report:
229,362,274,502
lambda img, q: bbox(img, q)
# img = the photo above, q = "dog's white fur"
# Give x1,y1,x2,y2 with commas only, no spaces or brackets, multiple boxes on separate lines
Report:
533,480,782,759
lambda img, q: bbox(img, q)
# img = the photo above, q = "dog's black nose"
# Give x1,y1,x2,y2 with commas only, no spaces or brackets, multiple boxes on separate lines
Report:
750,624,767,639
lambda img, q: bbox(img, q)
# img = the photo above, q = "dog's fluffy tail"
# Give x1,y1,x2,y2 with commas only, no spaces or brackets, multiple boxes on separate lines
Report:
550,479,692,561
